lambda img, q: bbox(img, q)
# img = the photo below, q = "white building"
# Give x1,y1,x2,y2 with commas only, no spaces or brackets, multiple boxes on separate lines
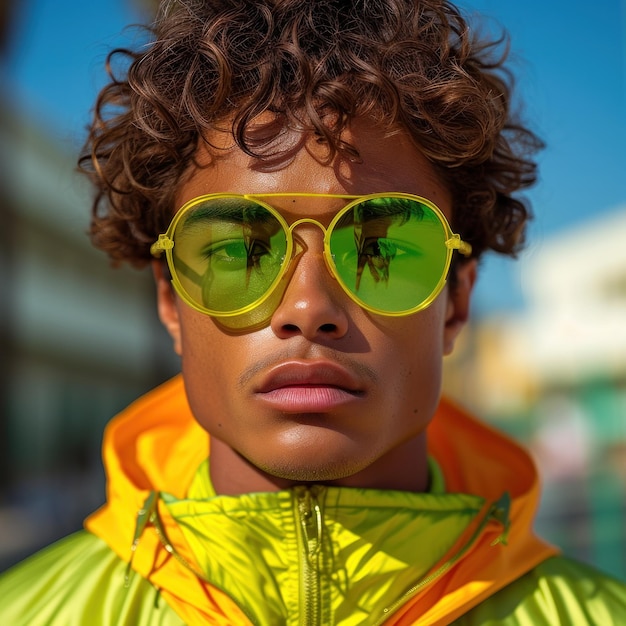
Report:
521,207,626,382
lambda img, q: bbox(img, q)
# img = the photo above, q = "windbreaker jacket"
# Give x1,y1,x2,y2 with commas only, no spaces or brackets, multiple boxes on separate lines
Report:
1,375,625,625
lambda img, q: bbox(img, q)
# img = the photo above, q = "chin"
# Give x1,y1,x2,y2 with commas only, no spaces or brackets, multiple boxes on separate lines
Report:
233,425,389,485
252,445,375,484
257,460,361,483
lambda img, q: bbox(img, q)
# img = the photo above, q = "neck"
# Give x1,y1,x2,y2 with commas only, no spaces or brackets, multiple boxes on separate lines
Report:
209,434,430,496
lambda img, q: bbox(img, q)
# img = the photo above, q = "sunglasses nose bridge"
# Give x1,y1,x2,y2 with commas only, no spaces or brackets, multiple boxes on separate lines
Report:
287,217,328,235
284,217,338,280
286,217,331,259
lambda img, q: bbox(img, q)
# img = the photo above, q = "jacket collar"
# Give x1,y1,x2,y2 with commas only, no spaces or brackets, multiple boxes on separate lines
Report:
86,375,558,625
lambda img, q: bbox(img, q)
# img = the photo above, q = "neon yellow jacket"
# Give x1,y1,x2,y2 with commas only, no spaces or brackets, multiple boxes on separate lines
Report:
1,375,625,625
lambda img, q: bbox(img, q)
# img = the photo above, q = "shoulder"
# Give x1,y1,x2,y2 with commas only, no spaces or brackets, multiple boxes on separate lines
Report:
0,531,184,626
457,556,626,625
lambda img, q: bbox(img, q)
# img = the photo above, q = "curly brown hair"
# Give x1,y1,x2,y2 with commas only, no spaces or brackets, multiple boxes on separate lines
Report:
79,0,542,268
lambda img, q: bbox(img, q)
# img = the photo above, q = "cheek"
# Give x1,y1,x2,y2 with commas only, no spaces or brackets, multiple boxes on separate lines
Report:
177,311,244,432
377,303,447,418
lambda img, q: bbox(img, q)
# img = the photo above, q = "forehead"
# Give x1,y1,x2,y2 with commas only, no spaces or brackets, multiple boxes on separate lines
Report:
175,119,452,220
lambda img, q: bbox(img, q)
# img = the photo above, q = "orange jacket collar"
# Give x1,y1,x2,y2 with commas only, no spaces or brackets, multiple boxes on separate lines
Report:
86,375,558,625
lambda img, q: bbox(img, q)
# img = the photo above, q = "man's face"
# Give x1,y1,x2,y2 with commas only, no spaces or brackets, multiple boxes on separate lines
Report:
156,121,475,493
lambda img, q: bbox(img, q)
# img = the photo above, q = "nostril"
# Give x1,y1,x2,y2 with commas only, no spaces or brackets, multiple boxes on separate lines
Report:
281,323,337,333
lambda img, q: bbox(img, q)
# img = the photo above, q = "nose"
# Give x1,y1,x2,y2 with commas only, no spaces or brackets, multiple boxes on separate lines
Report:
270,227,350,340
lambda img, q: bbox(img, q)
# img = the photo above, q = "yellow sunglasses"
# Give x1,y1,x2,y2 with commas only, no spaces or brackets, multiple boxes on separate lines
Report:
151,192,472,318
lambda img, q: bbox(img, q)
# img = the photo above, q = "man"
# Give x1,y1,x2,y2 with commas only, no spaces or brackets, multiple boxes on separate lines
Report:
1,0,625,624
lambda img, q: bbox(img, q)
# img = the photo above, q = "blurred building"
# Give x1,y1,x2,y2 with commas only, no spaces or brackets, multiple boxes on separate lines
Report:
524,208,626,381
444,206,626,580
0,102,178,570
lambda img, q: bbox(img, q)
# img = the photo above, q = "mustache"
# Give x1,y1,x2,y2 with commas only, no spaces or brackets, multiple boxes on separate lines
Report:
237,346,379,390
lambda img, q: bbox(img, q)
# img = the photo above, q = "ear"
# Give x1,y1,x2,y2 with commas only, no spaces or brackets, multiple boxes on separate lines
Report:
152,260,182,355
443,259,477,355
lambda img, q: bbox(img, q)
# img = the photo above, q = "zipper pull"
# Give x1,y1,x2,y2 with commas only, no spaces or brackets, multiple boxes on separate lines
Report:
125,491,158,587
298,488,323,566
490,492,511,546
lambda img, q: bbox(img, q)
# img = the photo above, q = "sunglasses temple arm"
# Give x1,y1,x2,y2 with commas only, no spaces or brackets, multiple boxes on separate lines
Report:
151,234,174,257
446,234,472,257
150,235,204,286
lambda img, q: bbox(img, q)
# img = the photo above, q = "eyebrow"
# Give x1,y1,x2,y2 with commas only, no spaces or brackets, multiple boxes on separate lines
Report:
178,195,432,234
180,200,276,230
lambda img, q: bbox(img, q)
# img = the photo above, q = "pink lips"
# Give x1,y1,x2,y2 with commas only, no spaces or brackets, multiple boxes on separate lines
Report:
254,361,364,413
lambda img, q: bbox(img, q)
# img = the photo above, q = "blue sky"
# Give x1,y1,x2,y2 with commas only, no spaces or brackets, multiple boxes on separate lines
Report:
4,0,626,314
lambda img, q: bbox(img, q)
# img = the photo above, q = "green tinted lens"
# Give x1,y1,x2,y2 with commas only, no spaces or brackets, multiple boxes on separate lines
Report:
171,198,288,314
328,197,449,313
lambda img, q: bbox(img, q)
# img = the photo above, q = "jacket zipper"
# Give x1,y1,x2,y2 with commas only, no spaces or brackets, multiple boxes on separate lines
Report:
295,486,324,626
372,492,512,625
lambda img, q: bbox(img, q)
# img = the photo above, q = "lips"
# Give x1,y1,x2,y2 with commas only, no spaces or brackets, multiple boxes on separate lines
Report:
254,361,365,413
